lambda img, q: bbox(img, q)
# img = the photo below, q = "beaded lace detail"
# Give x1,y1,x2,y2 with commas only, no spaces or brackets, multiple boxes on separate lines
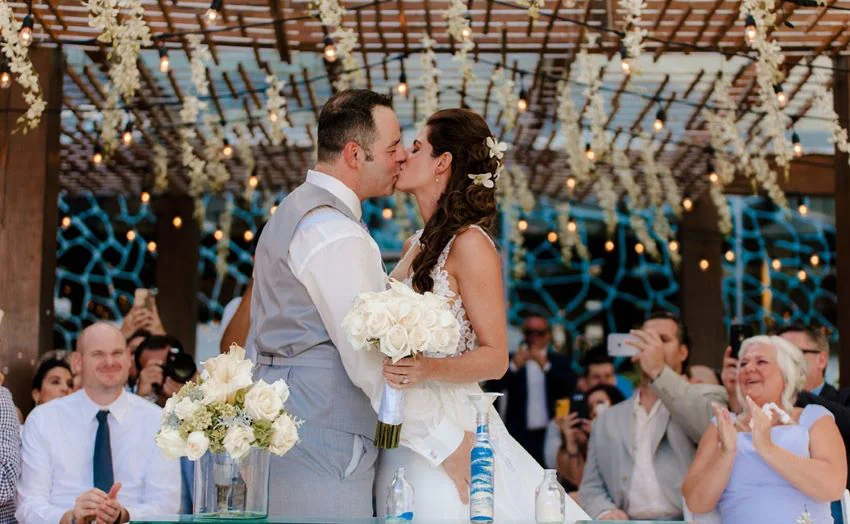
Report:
402,225,494,357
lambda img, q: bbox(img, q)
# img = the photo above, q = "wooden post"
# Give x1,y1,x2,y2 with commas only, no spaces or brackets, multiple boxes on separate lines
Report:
0,48,63,410
153,196,201,356
680,195,725,369
834,56,850,388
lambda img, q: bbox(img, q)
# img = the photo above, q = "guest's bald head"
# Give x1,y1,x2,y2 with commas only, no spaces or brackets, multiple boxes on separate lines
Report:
73,322,131,392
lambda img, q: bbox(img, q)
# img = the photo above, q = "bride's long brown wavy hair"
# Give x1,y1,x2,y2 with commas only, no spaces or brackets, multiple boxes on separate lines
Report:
410,109,500,293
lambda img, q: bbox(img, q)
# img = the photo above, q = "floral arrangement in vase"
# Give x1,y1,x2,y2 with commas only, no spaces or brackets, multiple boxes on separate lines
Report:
342,279,461,448
155,343,299,461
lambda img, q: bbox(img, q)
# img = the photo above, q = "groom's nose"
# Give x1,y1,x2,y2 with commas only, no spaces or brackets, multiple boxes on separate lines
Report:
396,146,409,163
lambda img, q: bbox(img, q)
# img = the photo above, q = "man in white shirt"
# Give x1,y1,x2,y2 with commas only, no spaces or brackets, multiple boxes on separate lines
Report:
251,89,472,517
579,312,727,520
16,322,180,524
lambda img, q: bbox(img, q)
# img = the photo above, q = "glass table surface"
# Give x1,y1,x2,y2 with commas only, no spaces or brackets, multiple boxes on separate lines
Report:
132,517,683,524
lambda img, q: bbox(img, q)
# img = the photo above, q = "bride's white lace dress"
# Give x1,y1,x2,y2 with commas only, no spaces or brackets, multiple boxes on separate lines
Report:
374,226,590,522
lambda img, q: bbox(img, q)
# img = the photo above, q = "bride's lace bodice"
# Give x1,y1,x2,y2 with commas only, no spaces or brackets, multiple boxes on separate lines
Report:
396,225,494,357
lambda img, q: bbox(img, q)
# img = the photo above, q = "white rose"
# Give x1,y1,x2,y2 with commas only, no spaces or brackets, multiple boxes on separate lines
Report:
244,380,283,421
223,425,255,460
174,397,201,420
200,353,254,404
384,299,402,323
227,343,247,360
432,328,454,353
366,310,393,339
408,324,432,352
185,431,210,461
398,301,422,331
342,310,368,350
438,310,457,329
419,307,440,331
422,292,448,310
155,429,186,460
199,378,228,405
269,414,299,456
389,279,419,298
380,324,410,363
272,380,290,405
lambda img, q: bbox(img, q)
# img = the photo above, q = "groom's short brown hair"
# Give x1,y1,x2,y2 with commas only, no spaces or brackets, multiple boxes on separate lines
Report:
317,89,393,163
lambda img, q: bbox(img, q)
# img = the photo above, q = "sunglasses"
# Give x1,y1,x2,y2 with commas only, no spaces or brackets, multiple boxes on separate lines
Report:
800,348,823,355
523,328,549,337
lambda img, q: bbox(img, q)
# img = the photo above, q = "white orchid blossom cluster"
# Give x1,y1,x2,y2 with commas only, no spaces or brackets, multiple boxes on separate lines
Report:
265,75,289,146
813,71,850,166
619,0,648,62
556,202,589,266
86,0,151,102
491,66,520,132
639,135,678,264
0,2,44,132
342,280,461,362
614,149,659,260
153,144,169,194
315,0,364,89
215,198,233,278
495,167,530,279
556,78,591,185
417,36,441,130
202,115,231,191
444,0,476,86
234,124,258,201
156,343,300,461
468,137,508,189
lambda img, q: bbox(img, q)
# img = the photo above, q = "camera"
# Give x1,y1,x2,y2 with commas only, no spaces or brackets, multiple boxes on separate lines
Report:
135,335,197,390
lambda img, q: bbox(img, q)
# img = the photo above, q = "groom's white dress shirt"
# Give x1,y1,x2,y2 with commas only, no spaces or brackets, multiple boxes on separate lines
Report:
16,389,180,524
287,170,464,467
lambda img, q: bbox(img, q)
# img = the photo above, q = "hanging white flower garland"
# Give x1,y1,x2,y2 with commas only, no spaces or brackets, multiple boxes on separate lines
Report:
215,197,233,278
265,74,289,146
619,0,648,62
614,148,659,260
417,35,441,129
315,0,364,90
234,124,257,201
496,167,528,279
516,0,545,21
709,183,733,236
153,144,169,194
639,134,677,262
556,202,589,266
0,2,44,132
555,77,591,185
813,71,850,165
444,0,476,87
180,35,213,223
491,66,520,131
203,114,230,191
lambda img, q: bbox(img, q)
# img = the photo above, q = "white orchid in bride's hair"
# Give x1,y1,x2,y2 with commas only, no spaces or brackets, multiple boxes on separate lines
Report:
486,136,508,160
469,172,496,188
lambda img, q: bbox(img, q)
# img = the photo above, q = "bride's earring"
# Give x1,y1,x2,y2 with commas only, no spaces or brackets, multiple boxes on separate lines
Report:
436,176,440,184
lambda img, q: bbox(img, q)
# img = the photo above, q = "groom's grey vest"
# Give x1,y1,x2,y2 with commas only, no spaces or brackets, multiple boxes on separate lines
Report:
251,182,377,437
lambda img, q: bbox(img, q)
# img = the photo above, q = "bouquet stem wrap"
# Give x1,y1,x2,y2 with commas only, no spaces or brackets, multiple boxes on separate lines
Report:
376,383,404,448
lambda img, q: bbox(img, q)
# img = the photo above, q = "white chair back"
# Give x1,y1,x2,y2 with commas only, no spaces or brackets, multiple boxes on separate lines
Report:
682,496,721,524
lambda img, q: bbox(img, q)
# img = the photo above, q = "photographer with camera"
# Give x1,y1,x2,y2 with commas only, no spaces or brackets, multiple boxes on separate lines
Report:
134,335,197,407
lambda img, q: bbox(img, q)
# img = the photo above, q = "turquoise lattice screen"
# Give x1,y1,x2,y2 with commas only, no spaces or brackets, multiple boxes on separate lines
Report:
53,193,837,351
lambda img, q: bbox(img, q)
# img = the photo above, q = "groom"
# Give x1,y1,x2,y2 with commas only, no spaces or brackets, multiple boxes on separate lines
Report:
251,90,470,517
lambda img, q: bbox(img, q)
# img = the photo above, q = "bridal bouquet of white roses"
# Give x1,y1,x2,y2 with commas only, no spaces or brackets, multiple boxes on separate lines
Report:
155,343,299,461
342,279,461,448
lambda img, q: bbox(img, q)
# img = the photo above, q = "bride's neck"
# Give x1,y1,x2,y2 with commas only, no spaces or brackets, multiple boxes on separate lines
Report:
412,186,441,224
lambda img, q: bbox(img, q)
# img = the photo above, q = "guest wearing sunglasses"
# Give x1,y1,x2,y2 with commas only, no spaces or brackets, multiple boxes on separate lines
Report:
486,314,576,466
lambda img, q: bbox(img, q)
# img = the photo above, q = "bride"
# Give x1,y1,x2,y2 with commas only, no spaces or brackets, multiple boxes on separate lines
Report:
374,108,590,521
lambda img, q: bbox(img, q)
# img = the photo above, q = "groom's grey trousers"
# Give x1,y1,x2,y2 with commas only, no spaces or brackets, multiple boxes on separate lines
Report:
251,182,379,517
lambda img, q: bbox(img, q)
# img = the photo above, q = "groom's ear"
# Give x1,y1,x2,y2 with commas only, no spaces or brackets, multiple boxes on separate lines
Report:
342,141,362,168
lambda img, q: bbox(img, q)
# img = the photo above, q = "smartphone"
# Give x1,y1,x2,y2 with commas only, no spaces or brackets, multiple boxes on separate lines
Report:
134,288,155,311
607,333,638,357
729,324,754,359
555,398,571,419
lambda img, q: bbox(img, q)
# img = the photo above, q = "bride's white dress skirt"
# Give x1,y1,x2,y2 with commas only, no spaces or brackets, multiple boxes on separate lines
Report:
374,382,591,522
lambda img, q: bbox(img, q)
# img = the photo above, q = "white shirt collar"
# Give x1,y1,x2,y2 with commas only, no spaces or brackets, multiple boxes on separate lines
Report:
633,389,662,419
306,170,363,221
78,388,131,424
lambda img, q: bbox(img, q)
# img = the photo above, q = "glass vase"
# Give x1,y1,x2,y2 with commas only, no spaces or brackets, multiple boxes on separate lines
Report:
193,448,271,519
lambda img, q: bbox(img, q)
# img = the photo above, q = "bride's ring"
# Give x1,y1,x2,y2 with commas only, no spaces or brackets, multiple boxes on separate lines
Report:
402,376,410,385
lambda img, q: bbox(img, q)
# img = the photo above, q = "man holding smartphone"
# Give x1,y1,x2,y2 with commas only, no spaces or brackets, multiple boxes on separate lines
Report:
486,314,575,466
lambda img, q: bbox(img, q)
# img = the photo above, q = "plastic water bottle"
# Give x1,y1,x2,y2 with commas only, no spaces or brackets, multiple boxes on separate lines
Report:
385,466,414,521
535,469,566,523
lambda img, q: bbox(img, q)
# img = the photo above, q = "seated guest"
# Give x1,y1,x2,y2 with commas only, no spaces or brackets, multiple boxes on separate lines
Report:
579,312,728,520
689,364,720,385
31,357,73,408
1,386,20,523
16,322,180,524
486,314,576,466
543,384,625,492
682,335,846,523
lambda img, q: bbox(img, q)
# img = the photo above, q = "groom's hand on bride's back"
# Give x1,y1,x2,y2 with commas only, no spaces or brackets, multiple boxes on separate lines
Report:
443,431,474,504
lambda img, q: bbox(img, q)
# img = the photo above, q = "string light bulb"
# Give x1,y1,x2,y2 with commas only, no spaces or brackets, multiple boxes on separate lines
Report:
382,207,394,219
585,142,595,161
20,13,34,47
461,14,472,40
0,63,10,89
798,199,809,216
682,197,694,212
669,240,679,253
92,144,104,166
792,131,803,158
699,258,710,271
566,176,576,190
604,240,615,252
635,243,645,255
771,258,782,271
798,269,807,282
547,231,558,243
745,14,757,45
159,48,170,73
147,241,157,253
773,84,787,108
214,229,224,241
243,230,255,242
172,216,183,229
248,175,258,188
122,122,134,146
268,110,279,123
708,162,719,184
725,250,736,263
810,254,820,267
126,230,137,242
620,47,632,75
517,219,528,232
567,220,577,233
653,108,666,132
323,36,337,63
517,86,529,113
396,72,408,97
141,192,150,204
205,0,222,23
222,139,233,159
61,216,71,229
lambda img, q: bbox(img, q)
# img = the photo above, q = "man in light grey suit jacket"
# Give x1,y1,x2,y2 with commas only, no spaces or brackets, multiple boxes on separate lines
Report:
579,312,728,520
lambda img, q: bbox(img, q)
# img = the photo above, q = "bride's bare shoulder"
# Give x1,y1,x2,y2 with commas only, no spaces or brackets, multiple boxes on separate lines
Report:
400,232,422,259
449,226,499,266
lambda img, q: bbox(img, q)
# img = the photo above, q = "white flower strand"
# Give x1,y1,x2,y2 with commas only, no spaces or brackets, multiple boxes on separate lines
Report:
100,91,123,156
491,66,519,131
596,174,619,238
153,144,169,194
444,0,476,87
659,166,682,216
516,0,545,20
496,167,529,279
555,77,591,185
0,2,44,132
265,74,289,146
234,124,257,201
556,202,589,266
315,0,364,89
417,36,441,129
615,148,659,260
216,198,233,278
619,0,648,62
813,71,850,166
202,115,230,191
709,183,733,236
639,134,678,262
180,35,214,223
